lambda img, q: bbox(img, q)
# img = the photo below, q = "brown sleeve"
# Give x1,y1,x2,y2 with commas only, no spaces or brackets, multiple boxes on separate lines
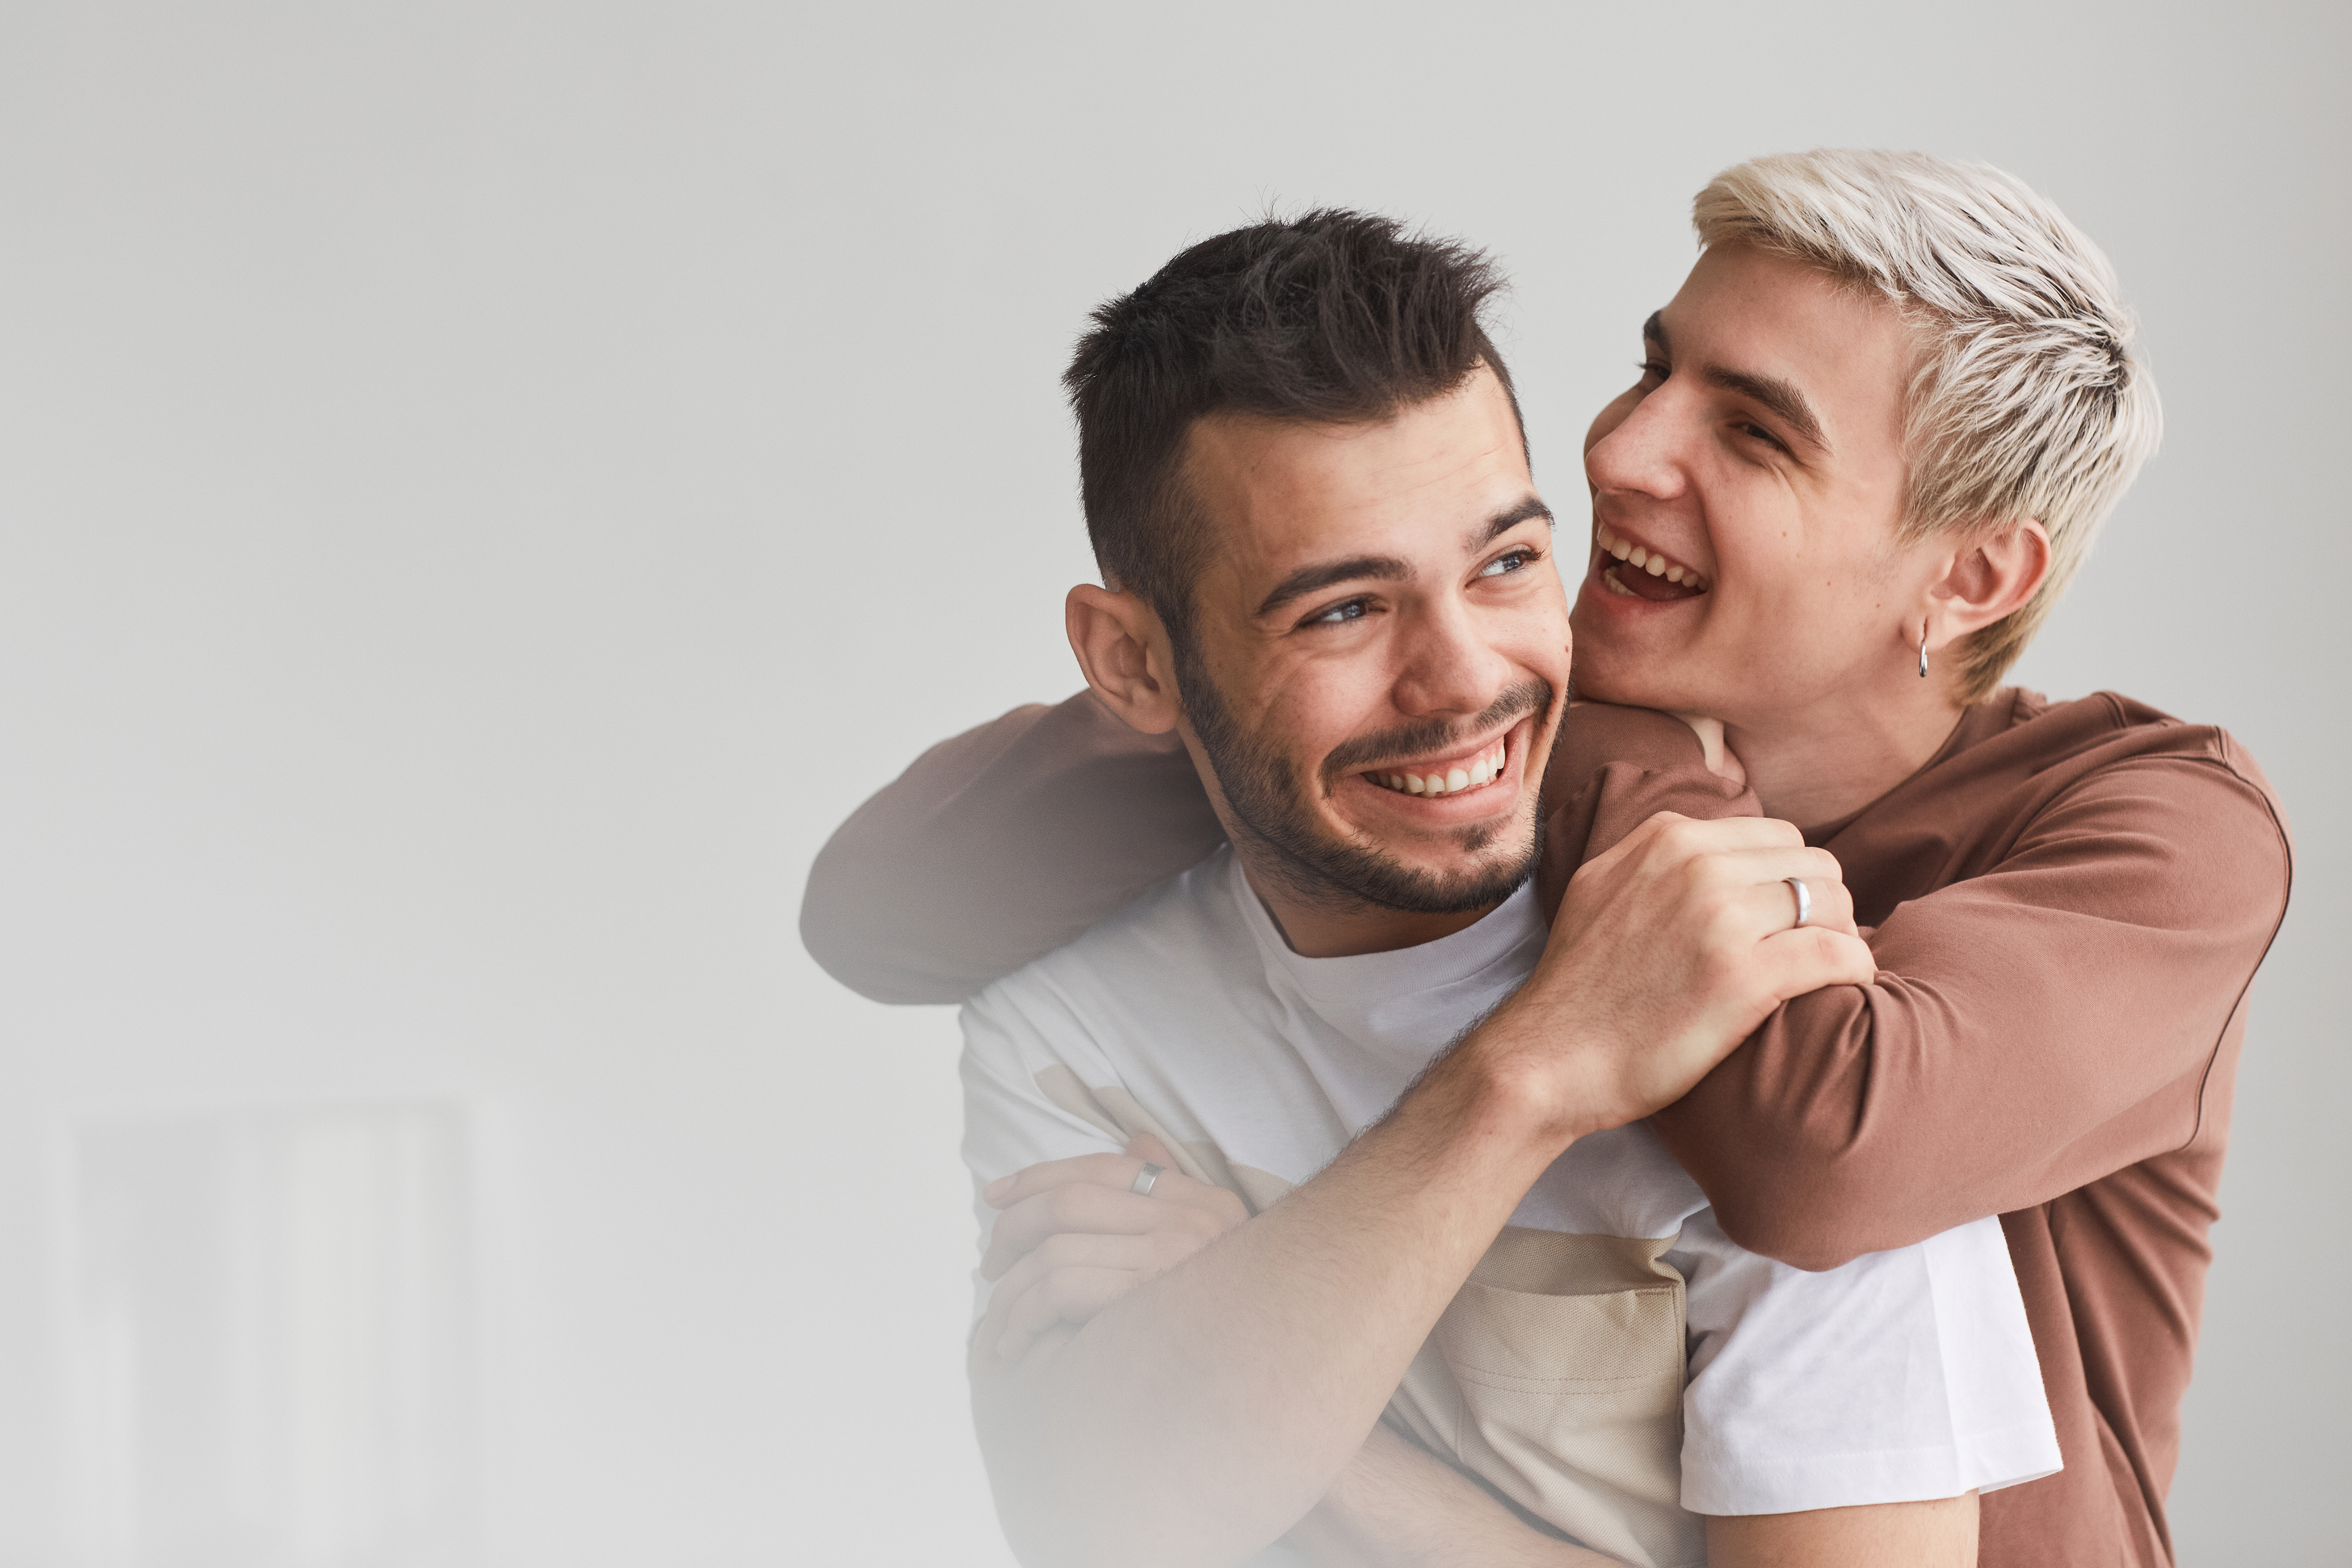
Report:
1650,752,2293,1270
1536,705,1760,914
798,691,1224,1003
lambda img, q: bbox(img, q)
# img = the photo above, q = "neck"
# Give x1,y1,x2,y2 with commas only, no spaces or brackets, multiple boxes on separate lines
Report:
1239,860,1498,958
1724,683,1970,836
1242,865,1496,964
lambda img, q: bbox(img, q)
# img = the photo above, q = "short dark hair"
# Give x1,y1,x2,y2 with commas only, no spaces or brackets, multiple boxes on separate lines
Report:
1063,209,1521,643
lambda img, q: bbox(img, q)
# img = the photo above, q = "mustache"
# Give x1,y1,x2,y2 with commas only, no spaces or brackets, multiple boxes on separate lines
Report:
1319,679,1555,781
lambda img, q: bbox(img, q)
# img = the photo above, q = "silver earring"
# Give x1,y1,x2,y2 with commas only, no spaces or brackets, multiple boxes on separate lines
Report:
1917,624,1929,679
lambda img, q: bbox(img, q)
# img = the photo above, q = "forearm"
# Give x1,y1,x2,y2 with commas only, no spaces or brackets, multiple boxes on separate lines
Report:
1655,761,2291,1267
801,692,1221,1002
1282,1421,1618,1568
973,1039,1574,1568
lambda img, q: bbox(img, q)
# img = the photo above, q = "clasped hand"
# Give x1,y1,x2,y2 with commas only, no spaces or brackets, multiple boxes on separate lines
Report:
976,1132,1249,1362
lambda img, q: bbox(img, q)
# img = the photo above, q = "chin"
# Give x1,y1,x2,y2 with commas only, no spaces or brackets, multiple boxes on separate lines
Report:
1567,654,1654,708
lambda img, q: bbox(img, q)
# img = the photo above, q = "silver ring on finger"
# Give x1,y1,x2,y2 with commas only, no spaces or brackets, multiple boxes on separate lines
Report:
1784,876,1811,930
1129,1161,1166,1197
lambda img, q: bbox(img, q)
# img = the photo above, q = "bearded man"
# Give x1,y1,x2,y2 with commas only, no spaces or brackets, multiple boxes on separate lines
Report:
804,154,2290,1567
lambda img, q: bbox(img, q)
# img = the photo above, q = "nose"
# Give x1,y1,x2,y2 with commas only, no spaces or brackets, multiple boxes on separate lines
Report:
1390,592,1514,720
1585,381,1690,504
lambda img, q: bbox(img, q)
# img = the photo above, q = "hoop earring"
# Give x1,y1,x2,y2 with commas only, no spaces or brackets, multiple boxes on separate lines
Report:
1917,624,1929,679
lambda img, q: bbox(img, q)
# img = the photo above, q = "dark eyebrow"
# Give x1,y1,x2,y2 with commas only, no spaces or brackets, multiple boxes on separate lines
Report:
1642,310,1668,351
1702,365,1828,453
1474,493,1553,548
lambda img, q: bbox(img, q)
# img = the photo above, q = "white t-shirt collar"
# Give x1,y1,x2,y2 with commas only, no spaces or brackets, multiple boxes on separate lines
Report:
1222,852,1546,1022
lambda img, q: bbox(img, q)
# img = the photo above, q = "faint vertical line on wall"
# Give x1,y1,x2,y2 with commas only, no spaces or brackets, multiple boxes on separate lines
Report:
60,1102,477,1568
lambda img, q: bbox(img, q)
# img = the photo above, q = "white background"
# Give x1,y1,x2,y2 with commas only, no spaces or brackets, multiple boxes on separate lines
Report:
0,1,2343,1563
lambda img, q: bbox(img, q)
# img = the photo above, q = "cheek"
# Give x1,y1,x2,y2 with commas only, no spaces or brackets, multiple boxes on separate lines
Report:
1248,655,1379,754
1506,602,1576,680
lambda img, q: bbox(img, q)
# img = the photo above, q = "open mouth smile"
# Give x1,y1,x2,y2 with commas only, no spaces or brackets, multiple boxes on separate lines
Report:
1362,734,1510,797
1593,521,1710,601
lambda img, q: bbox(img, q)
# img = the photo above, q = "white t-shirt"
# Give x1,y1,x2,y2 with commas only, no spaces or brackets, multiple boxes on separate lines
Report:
961,849,2059,1566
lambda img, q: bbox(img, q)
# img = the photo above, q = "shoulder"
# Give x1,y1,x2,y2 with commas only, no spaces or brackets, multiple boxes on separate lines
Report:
964,848,1255,1037
1939,689,2291,866
1996,689,2281,803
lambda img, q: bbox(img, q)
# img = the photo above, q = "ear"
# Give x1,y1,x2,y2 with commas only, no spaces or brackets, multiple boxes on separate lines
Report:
1066,583,1183,735
1926,518,2052,647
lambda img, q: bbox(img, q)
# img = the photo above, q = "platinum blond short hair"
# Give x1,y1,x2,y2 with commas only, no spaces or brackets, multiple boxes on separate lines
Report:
1693,150,2161,701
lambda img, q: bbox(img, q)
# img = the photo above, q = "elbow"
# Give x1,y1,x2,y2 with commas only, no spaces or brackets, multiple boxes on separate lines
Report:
797,899,960,1004
1705,1175,1892,1273
798,838,971,1004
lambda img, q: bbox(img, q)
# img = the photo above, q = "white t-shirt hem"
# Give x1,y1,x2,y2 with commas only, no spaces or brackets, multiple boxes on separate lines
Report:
1680,1412,2063,1515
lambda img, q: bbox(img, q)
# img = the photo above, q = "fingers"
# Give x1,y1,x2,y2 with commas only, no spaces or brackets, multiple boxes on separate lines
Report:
982,1151,1150,1210
1754,925,1880,996
1604,835,1855,940
1731,861,1858,939
981,1220,1238,1361
980,1140,1238,1211
991,1266,1134,1363
991,1229,1163,1308
983,1185,1144,1278
1668,712,1728,774
1625,810,1806,856
1498,809,1886,1137
973,1133,1258,1360
978,1142,1248,1279
982,1181,1222,1278
1126,1131,1176,1168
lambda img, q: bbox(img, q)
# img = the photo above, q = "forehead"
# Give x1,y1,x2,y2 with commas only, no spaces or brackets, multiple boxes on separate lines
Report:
1661,245,1915,447
1182,369,1534,594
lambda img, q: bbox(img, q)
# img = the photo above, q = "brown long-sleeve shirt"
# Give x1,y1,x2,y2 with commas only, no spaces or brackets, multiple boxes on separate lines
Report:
801,689,2291,1567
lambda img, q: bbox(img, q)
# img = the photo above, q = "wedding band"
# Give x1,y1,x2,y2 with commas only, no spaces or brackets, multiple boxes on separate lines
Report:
1130,1162,1166,1197
1785,876,1811,929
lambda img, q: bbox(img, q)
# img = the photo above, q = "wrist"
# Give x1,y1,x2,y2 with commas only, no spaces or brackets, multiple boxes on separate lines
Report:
1428,1004,1607,1154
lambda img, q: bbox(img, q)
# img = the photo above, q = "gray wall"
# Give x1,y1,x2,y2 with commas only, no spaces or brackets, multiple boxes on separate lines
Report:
0,1,2341,1563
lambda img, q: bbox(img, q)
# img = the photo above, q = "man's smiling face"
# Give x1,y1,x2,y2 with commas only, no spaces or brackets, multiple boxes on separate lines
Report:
1570,244,1919,726
1173,365,1570,924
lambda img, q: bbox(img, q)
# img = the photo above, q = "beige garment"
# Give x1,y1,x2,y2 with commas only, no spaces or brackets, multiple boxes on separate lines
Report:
1038,1067,1697,1566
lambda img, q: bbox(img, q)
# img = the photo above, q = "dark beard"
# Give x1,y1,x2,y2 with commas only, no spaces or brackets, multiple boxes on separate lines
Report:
1177,649,1551,917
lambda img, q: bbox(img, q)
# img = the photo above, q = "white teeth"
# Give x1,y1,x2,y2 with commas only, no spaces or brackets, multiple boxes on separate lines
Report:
1594,530,1710,594
1370,742,1508,796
